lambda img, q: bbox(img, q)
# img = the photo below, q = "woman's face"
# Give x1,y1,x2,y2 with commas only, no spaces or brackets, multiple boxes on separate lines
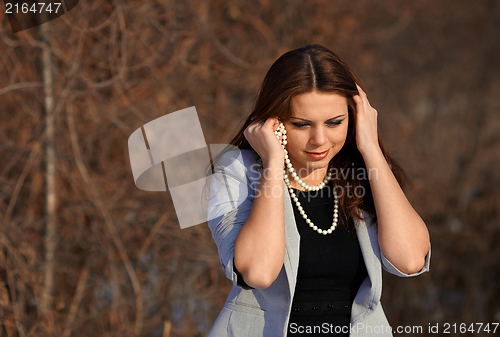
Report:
284,91,349,177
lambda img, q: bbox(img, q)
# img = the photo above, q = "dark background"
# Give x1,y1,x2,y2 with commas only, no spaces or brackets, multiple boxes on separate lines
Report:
0,0,499,336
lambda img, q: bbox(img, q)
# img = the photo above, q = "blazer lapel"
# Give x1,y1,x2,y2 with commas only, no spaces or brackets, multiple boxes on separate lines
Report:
355,210,381,282
283,180,300,298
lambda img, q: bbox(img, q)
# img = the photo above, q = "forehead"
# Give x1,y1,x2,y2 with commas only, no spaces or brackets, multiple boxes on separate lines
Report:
290,91,348,118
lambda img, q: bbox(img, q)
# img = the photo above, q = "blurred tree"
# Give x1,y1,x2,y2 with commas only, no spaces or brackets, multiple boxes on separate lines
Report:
0,0,499,336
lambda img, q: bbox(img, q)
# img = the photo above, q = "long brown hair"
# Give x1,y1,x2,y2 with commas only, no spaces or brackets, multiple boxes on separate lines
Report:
209,44,406,225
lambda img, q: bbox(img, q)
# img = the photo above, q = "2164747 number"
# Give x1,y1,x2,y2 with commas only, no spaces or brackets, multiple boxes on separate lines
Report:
442,323,499,334
5,3,62,14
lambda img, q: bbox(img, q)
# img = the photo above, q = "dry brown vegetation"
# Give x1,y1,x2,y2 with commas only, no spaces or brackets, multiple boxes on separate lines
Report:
0,0,499,336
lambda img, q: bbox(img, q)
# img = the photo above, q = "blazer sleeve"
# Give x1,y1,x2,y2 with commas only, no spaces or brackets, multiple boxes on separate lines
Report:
381,243,431,277
363,210,431,277
206,150,259,290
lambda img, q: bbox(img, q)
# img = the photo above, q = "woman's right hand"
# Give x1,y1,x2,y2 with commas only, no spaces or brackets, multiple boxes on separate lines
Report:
243,117,285,167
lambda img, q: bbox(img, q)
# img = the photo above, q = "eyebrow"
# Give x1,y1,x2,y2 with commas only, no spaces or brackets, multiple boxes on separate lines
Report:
290,114,347,122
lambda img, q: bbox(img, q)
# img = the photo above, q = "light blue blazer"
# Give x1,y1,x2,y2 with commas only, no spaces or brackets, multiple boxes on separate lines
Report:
206,149,430,337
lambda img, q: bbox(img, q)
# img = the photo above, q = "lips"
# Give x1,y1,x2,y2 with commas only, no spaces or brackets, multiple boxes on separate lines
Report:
305,149,330,160
306,150,329,154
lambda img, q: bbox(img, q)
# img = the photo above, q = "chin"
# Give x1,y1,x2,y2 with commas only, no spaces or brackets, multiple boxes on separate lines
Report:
302,157,331,169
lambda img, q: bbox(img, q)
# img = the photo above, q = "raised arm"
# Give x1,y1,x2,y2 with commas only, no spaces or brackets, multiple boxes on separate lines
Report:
233,117,286,289
354,85,430,275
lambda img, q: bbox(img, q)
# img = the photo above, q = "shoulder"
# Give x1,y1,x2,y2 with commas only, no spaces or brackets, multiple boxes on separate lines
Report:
214,148,262,179
215,148,260,167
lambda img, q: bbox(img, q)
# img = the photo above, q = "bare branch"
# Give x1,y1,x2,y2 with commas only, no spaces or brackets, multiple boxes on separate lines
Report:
0,82,43,96
62,262,90,337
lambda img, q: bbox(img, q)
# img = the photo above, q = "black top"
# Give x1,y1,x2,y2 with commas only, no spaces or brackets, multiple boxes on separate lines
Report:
290,184,367,301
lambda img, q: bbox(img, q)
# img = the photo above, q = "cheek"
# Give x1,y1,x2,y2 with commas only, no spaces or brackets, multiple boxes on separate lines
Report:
328,131,347,145
334,125,349,144
337,132,348,144
285,131,304,150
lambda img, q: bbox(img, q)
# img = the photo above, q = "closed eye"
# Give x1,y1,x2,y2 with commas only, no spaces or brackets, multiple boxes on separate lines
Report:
291,122,310,128
326,120,344,127
291,119,345,128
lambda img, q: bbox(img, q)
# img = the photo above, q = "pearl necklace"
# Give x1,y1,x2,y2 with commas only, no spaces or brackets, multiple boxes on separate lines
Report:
275,122,340,234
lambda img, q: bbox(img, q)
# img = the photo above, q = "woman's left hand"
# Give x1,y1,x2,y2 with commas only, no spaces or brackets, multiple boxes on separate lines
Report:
353,84,381,156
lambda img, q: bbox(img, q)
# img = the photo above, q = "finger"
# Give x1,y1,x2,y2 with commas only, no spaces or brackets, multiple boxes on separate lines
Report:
271,118,280,132
355,83,364,96
354,86,379,121
353,95,365,112
250,119,266,130
355,86,373,112
246,121,257,130
261,117,278,131
354,94,373,119
267,116,278,123
356,84,369,102
353,94,363,104
246,121,260,133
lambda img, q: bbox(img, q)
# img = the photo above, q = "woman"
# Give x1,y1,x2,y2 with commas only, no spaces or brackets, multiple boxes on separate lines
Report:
206,44,430,337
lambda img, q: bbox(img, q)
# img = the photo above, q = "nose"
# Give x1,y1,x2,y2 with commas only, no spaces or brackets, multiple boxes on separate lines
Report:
309,126,327,146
